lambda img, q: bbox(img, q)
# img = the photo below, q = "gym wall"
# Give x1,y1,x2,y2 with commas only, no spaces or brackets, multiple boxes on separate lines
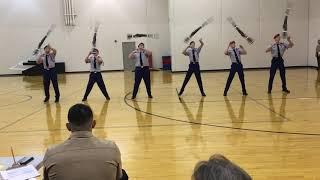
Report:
0,0,170,74
169,0,309,72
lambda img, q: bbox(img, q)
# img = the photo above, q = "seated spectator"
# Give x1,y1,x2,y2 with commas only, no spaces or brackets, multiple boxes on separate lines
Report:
43,104,128,180
192,154,251,180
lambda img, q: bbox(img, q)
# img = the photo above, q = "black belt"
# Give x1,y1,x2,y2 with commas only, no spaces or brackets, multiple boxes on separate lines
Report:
190,62,199,65
136,66,149,68
272,57,283,60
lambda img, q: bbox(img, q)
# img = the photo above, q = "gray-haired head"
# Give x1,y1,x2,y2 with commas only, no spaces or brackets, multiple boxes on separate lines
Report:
192,154,252,180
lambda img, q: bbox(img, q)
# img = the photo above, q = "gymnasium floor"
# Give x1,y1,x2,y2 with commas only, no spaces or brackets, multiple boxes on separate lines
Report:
0,68,320,179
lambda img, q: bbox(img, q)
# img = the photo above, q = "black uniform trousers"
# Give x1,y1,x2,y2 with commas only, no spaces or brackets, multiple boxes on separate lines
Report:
224,63,247,94
43,68,60,98
132,66,151,98
179,62,205,94
317,56,320,70
268,57,288,92
83,72,109,98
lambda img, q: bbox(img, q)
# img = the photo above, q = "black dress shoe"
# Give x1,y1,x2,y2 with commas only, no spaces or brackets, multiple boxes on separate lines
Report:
55,97,60,103
243,92,248,96
223,92,227,96
43,97,49,102
131,96,136,100
106,96,110,100
267,90,272,94
82,97,87,102
283,89,290,94
148,95,153,99
201,93,206,97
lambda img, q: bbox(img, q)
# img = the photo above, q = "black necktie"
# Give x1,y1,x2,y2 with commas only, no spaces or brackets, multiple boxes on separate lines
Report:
93,56,97,69
233,49,241,64
45,55,50,68
140,52,144,67
192,49,197,63
277,44,282,58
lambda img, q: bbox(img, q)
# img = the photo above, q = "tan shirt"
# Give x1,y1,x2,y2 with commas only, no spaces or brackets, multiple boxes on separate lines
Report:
43,131,122,180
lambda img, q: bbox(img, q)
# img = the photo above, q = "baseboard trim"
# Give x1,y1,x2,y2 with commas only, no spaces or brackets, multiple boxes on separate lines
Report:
0,73,22,77
0,66,318,77
170,66,319,73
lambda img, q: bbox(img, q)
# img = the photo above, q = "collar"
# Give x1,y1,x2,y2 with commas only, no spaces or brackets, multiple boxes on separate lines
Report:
69,131,94,139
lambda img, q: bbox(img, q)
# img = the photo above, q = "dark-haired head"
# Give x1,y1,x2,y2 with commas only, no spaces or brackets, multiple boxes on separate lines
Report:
190,41,195,48
192,154,252,180
92,48,99,54
229,41,235,45
274,34,280,39
138,43,145,49
274,34,281,42
66,104,96,132
229,41,236,48
44,44,51,54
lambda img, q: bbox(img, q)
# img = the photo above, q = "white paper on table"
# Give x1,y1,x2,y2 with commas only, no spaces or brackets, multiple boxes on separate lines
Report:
0,165,39,180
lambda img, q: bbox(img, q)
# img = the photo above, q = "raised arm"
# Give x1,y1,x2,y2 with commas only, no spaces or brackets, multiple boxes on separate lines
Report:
144,49,152,57
85,52,91,63
129,49,138,59
97,56,103,65
239,45,247,55
198,39,204,53
287,36,294,48
36,54,43,64
182,46,190,56
50,48,57,57
224,44,230,55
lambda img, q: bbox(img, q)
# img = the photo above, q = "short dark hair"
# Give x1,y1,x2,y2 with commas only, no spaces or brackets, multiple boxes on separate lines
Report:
92,48,99,53
138,43,144,47
44,45,50,49
274,34,280,39
190,41,195,45
192,154,252,180
229,41,236,45
68,104,93,127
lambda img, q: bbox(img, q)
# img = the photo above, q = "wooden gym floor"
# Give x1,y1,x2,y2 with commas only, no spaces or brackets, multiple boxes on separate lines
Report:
0,68,320,179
